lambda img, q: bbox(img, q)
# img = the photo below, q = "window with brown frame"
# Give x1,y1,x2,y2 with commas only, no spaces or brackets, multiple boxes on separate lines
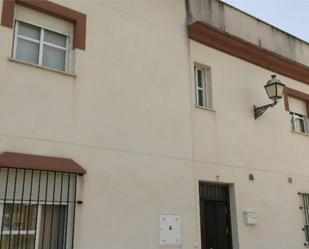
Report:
1,0,86,50
284,88,309,134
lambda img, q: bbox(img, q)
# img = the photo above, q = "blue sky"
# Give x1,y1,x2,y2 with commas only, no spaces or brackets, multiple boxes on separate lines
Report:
222,0,309,42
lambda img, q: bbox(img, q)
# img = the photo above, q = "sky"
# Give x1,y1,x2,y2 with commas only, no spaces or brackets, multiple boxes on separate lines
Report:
221,0,309,42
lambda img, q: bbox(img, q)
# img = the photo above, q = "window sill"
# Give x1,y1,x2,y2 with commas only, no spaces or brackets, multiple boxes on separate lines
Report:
8,58,77,78
291,130,309,137
195,105,215,112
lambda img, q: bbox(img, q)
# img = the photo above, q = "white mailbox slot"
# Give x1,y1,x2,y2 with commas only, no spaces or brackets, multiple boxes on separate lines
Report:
244,211,257,225
159,214,181,246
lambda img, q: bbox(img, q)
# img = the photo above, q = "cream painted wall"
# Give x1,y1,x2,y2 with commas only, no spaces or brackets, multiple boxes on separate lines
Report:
190,40,309,176
0,0,309,249
0,0,193,159
190,40,309,249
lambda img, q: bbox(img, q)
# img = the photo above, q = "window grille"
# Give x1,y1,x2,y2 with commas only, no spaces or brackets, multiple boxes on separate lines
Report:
299,192,309,246
0,168,77,249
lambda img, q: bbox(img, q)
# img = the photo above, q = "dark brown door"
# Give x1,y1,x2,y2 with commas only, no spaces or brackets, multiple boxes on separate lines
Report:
200,184,232,249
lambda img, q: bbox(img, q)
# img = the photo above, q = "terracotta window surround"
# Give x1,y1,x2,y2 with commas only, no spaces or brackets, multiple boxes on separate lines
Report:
284,87,309,117
1,0,86,50
0,152,87,175
188,21,309,85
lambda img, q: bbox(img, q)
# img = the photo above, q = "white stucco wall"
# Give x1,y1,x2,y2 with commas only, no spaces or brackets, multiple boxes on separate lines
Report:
0,0,309,249
190,40,309,249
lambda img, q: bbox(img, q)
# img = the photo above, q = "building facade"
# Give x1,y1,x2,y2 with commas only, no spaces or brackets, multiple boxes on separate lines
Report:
0,0,309,249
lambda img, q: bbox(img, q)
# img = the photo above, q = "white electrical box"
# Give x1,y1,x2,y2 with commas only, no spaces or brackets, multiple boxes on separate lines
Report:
244,212,257,225
159,215,181,246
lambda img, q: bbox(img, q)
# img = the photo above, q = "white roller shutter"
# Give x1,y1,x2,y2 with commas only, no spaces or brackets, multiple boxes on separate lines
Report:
15,5,73,37
288,97,308,116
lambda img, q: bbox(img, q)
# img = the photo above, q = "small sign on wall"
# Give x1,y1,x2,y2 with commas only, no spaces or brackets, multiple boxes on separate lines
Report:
159,214,181,246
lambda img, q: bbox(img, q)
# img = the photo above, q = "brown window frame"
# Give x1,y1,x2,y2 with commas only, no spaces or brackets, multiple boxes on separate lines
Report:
1,0,86,50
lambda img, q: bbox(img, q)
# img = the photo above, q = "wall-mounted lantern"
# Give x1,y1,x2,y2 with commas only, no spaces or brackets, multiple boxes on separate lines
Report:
254,75,285,119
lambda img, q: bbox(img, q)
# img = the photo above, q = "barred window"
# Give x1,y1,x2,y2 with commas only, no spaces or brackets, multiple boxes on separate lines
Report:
0,168,78,249
299,193,309,246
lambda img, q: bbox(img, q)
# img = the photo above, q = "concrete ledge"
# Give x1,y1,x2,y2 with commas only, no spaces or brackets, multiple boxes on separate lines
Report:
186,0,309,67
8,58,77,78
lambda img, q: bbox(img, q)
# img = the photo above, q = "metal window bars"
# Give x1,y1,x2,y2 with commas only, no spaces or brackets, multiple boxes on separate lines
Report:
0,167,77,249
299,192,309,246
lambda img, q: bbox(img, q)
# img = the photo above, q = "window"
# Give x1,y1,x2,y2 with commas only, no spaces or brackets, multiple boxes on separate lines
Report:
299,193,309,245
288,97,309,133
194,65,212,108
0,168,77,249
290,112,308,133
13,21,69,72
0,204,65,249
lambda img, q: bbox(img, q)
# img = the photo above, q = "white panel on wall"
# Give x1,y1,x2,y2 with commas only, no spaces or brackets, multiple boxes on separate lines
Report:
159,214,181,246
244,211,257,225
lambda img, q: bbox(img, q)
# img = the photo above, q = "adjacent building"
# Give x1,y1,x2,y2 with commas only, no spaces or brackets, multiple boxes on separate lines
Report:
0,0,309,249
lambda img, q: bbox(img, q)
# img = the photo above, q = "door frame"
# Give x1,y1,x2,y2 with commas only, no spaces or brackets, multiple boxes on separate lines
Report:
198,182,235,249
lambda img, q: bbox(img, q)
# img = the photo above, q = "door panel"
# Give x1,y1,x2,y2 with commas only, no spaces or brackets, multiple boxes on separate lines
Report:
215,202,230,249
199,184,232,249
204,202,217,249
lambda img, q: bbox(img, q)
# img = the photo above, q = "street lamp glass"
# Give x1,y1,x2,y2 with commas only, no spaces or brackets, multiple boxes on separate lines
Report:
264,75,285,101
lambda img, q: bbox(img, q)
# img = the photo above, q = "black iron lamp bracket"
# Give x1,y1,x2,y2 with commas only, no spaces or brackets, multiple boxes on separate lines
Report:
253,100,278,119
